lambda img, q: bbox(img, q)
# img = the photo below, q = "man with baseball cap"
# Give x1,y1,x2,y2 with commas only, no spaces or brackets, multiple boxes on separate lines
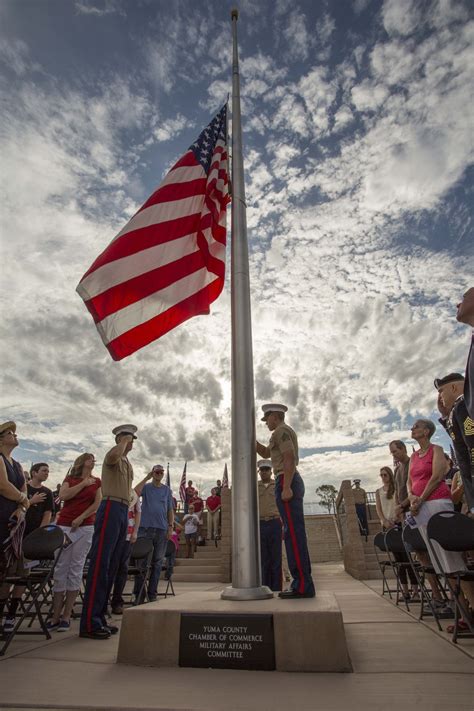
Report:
435,373,474,512
256,404,315,598
257,460,282,591
80,424,137,639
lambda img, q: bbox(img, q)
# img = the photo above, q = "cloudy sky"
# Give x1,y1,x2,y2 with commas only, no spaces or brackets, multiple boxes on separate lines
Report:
1,0,473,504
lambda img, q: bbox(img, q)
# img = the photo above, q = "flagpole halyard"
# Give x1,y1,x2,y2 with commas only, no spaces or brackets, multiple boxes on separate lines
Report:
221,9,272,601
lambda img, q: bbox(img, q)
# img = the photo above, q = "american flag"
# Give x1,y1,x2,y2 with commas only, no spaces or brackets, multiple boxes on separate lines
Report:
165,462,170,488
222,462,229,489
77,105,230,361
179,461,187,503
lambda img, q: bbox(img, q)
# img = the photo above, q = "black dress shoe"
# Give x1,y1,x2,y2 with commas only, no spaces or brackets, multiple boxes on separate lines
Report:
106,624,119,635
79,627,111,640
278,589,316,599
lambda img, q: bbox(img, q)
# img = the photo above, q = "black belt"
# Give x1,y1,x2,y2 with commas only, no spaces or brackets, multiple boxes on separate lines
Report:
103,495,129,505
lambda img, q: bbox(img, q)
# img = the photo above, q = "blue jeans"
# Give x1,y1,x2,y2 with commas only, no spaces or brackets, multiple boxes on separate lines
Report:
133,527,168,599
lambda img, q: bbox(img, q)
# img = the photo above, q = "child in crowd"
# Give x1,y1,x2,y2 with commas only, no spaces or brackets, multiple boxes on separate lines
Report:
183,505,199,559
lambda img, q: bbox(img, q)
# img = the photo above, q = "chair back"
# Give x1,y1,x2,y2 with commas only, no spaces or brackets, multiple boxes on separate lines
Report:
426,511,474,552
130,536,154,560
385,527,406,554
373,531,387,552
23,525,65,561
402,524,427,552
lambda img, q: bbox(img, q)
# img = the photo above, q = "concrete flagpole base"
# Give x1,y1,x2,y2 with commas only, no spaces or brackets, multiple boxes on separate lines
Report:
221,585,274,600
117,590,352,673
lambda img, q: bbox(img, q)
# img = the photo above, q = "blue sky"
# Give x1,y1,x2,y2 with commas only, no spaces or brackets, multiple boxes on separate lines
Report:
1,0,473,500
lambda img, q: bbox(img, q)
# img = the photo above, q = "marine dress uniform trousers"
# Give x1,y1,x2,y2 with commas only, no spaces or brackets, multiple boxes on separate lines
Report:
80,498,128,634
259,517,282,591
275,472,315,596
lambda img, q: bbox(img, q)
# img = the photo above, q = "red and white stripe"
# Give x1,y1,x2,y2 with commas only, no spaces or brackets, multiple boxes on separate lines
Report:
77,116,230,361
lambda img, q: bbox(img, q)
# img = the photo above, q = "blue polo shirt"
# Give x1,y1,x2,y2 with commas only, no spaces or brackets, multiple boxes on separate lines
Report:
140,483,173,530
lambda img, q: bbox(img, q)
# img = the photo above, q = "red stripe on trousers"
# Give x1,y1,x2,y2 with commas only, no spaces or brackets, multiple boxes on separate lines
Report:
86,499,112,632
283,499,305,594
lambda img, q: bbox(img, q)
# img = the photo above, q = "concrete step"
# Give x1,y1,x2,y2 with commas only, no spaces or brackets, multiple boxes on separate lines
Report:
175,557,221,567
171,572,223,583
173,565,221,575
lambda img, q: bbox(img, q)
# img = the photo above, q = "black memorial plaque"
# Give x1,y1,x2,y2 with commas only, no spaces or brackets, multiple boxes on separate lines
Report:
179,613,275,671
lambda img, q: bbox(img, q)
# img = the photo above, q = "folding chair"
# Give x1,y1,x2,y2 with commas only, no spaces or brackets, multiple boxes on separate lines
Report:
373,531,395,598
426,511,474,643
385,527,416,609
158,539,176,598
402,524,450,630
128,537,153,605
0,525,65,656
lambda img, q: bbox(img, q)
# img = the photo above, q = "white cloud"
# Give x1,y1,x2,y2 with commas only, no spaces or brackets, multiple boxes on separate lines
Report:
382,0,421,37
75,0,124,16
283,9,313,61
351,79,389,111
0,37,41,75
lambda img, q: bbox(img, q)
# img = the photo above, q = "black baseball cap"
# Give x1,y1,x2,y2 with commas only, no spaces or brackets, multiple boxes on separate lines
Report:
434,372,464,389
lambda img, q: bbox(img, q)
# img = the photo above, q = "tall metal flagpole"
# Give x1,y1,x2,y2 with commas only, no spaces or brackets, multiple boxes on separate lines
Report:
221,9,273,601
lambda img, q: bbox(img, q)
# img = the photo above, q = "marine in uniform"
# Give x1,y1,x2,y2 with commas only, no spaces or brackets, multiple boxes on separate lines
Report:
257,460,282,591
435,372,474,512
79,424,136,639
256,404,315,599
352,479,368,537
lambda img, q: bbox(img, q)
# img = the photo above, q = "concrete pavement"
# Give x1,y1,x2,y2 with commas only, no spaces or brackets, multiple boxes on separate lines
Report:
0,565,472,711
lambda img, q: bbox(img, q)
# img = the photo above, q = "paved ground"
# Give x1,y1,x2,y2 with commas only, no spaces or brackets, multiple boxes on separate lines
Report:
0,563,472,711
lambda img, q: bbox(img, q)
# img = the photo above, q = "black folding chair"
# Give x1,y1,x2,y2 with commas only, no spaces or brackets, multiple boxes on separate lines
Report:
426,511,474,643
385,527,416,609
373,531,395,598
0,525,65,655
402,524,451,630
128,537,153,605
158,539,176,598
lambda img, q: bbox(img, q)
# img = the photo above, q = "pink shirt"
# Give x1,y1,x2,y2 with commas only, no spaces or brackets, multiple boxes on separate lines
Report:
410,446,451,501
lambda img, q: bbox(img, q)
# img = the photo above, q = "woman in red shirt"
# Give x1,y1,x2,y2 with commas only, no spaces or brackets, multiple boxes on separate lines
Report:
48,453,101,631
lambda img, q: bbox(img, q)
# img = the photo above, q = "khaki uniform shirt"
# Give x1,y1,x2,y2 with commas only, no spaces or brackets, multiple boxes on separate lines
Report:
101,454,133,501
269,423,299,475
352,487,366,504
394,459,409,507
258,480,279,519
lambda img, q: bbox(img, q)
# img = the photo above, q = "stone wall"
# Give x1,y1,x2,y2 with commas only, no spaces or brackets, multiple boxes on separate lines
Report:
305,514,342,563
336,479,370,579
219,491,342,582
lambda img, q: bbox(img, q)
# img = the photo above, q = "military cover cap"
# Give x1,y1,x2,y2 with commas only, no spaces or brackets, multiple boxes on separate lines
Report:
353,479,361,484
112,423,138,439
261,403,288,421
434,373,464,389
257,459,272,469
0,421,16,435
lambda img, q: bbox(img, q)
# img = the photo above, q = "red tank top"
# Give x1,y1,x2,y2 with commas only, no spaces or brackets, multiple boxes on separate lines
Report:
410,446,451,501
